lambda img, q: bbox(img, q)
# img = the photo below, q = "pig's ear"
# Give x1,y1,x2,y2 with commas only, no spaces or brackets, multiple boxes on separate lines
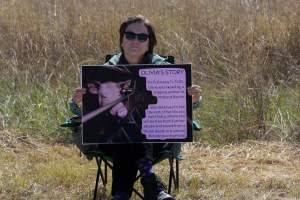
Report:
87,83,99,94
120,80,131,88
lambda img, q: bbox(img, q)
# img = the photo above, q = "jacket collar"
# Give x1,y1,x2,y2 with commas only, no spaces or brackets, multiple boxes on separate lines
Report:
106,53,168,65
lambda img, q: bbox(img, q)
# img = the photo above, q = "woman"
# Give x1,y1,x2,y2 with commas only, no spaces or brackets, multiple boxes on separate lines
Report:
71,15,202,200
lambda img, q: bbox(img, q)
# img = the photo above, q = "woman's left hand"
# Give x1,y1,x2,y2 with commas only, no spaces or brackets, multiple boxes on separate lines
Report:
187,85,202,104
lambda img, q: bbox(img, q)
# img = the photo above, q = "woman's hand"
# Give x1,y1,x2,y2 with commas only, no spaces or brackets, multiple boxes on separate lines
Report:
187,85,202,104
72,87,86,106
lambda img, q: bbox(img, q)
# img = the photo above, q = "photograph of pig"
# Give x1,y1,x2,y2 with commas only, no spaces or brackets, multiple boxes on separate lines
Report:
81,65,157,144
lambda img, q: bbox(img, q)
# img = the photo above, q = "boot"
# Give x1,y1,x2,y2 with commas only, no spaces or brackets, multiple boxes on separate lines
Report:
141,173,175,200
111,191,129,200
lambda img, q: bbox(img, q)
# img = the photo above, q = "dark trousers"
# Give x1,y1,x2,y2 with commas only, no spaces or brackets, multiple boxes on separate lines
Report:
98,143,165,197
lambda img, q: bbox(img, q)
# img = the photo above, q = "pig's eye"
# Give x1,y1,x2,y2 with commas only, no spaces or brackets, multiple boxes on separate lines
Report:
87,83,96,89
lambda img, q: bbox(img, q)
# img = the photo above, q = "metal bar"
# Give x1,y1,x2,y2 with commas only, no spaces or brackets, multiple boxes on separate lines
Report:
133,187,144,200
103,159,113,169
135,173,142,182
96,158,106,187
175,159,179,189
104,161,108,184
94,158,101,200
168,158,174,194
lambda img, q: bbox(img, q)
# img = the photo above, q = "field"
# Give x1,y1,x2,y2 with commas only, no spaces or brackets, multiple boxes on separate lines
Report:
1,131,300,199
0,0,300,199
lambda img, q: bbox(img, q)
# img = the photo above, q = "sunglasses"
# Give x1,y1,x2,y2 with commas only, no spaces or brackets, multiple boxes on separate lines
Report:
124,31,149,42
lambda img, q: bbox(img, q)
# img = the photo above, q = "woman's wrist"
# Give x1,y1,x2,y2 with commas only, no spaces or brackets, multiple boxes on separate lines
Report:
69,99,82,116
192,96,203,109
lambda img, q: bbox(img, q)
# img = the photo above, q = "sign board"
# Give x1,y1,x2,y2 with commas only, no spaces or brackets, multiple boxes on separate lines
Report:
81,64,193,144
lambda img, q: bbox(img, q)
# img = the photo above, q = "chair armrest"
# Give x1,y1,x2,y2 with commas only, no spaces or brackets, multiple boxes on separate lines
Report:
60,116,81,128
192,120,201,131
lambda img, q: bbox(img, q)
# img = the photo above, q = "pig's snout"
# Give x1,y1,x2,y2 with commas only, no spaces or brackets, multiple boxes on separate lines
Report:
110,103,128,118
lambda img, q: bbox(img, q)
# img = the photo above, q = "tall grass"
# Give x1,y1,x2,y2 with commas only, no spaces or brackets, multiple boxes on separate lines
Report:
0,0,299,143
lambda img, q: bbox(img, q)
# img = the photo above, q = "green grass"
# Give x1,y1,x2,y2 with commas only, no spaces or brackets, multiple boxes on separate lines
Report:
0,0,299,143
196,85,300,144
0,71,73,141
2,0,300,143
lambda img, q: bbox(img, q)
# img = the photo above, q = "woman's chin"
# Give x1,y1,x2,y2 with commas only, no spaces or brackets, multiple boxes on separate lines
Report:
128,50,141,55
127,52,144,59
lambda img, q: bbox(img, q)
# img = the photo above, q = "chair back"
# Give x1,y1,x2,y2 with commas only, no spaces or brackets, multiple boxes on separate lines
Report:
105,53,175,64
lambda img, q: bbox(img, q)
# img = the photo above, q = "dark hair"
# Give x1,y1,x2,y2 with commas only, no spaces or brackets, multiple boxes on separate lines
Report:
119,15,157,54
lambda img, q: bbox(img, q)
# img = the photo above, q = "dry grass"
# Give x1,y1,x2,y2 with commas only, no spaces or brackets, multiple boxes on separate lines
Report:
0,130,101,199
1,131,300,199
0,1,300,199
177,141,300,199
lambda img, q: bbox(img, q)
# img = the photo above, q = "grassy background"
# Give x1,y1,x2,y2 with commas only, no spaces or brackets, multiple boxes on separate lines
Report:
0,0,300,199
0,0,300,143
1,0,299,144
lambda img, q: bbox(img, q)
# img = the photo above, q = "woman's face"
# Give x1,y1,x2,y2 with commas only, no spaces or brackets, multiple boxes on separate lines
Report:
121,22,149,63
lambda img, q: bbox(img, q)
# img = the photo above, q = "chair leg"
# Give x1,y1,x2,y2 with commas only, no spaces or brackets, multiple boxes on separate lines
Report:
94,158,101,200
133,187,144,200
94,156,180,200
175,159,179,189
96,157,107,185
94,157,109,200
104,161,108,184
133,173,144,199
168,158,174,194
168,157,180,194
102,158,113,184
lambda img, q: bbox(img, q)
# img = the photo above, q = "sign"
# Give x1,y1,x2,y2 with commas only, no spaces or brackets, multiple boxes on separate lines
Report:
81,64,193,144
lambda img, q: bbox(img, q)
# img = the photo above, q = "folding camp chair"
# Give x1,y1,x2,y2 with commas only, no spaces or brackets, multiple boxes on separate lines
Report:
61,116,183,200
61,54,201,199
93,144,183,199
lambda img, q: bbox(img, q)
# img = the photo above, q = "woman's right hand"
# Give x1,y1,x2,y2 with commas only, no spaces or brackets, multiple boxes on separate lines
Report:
72,87,86,105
